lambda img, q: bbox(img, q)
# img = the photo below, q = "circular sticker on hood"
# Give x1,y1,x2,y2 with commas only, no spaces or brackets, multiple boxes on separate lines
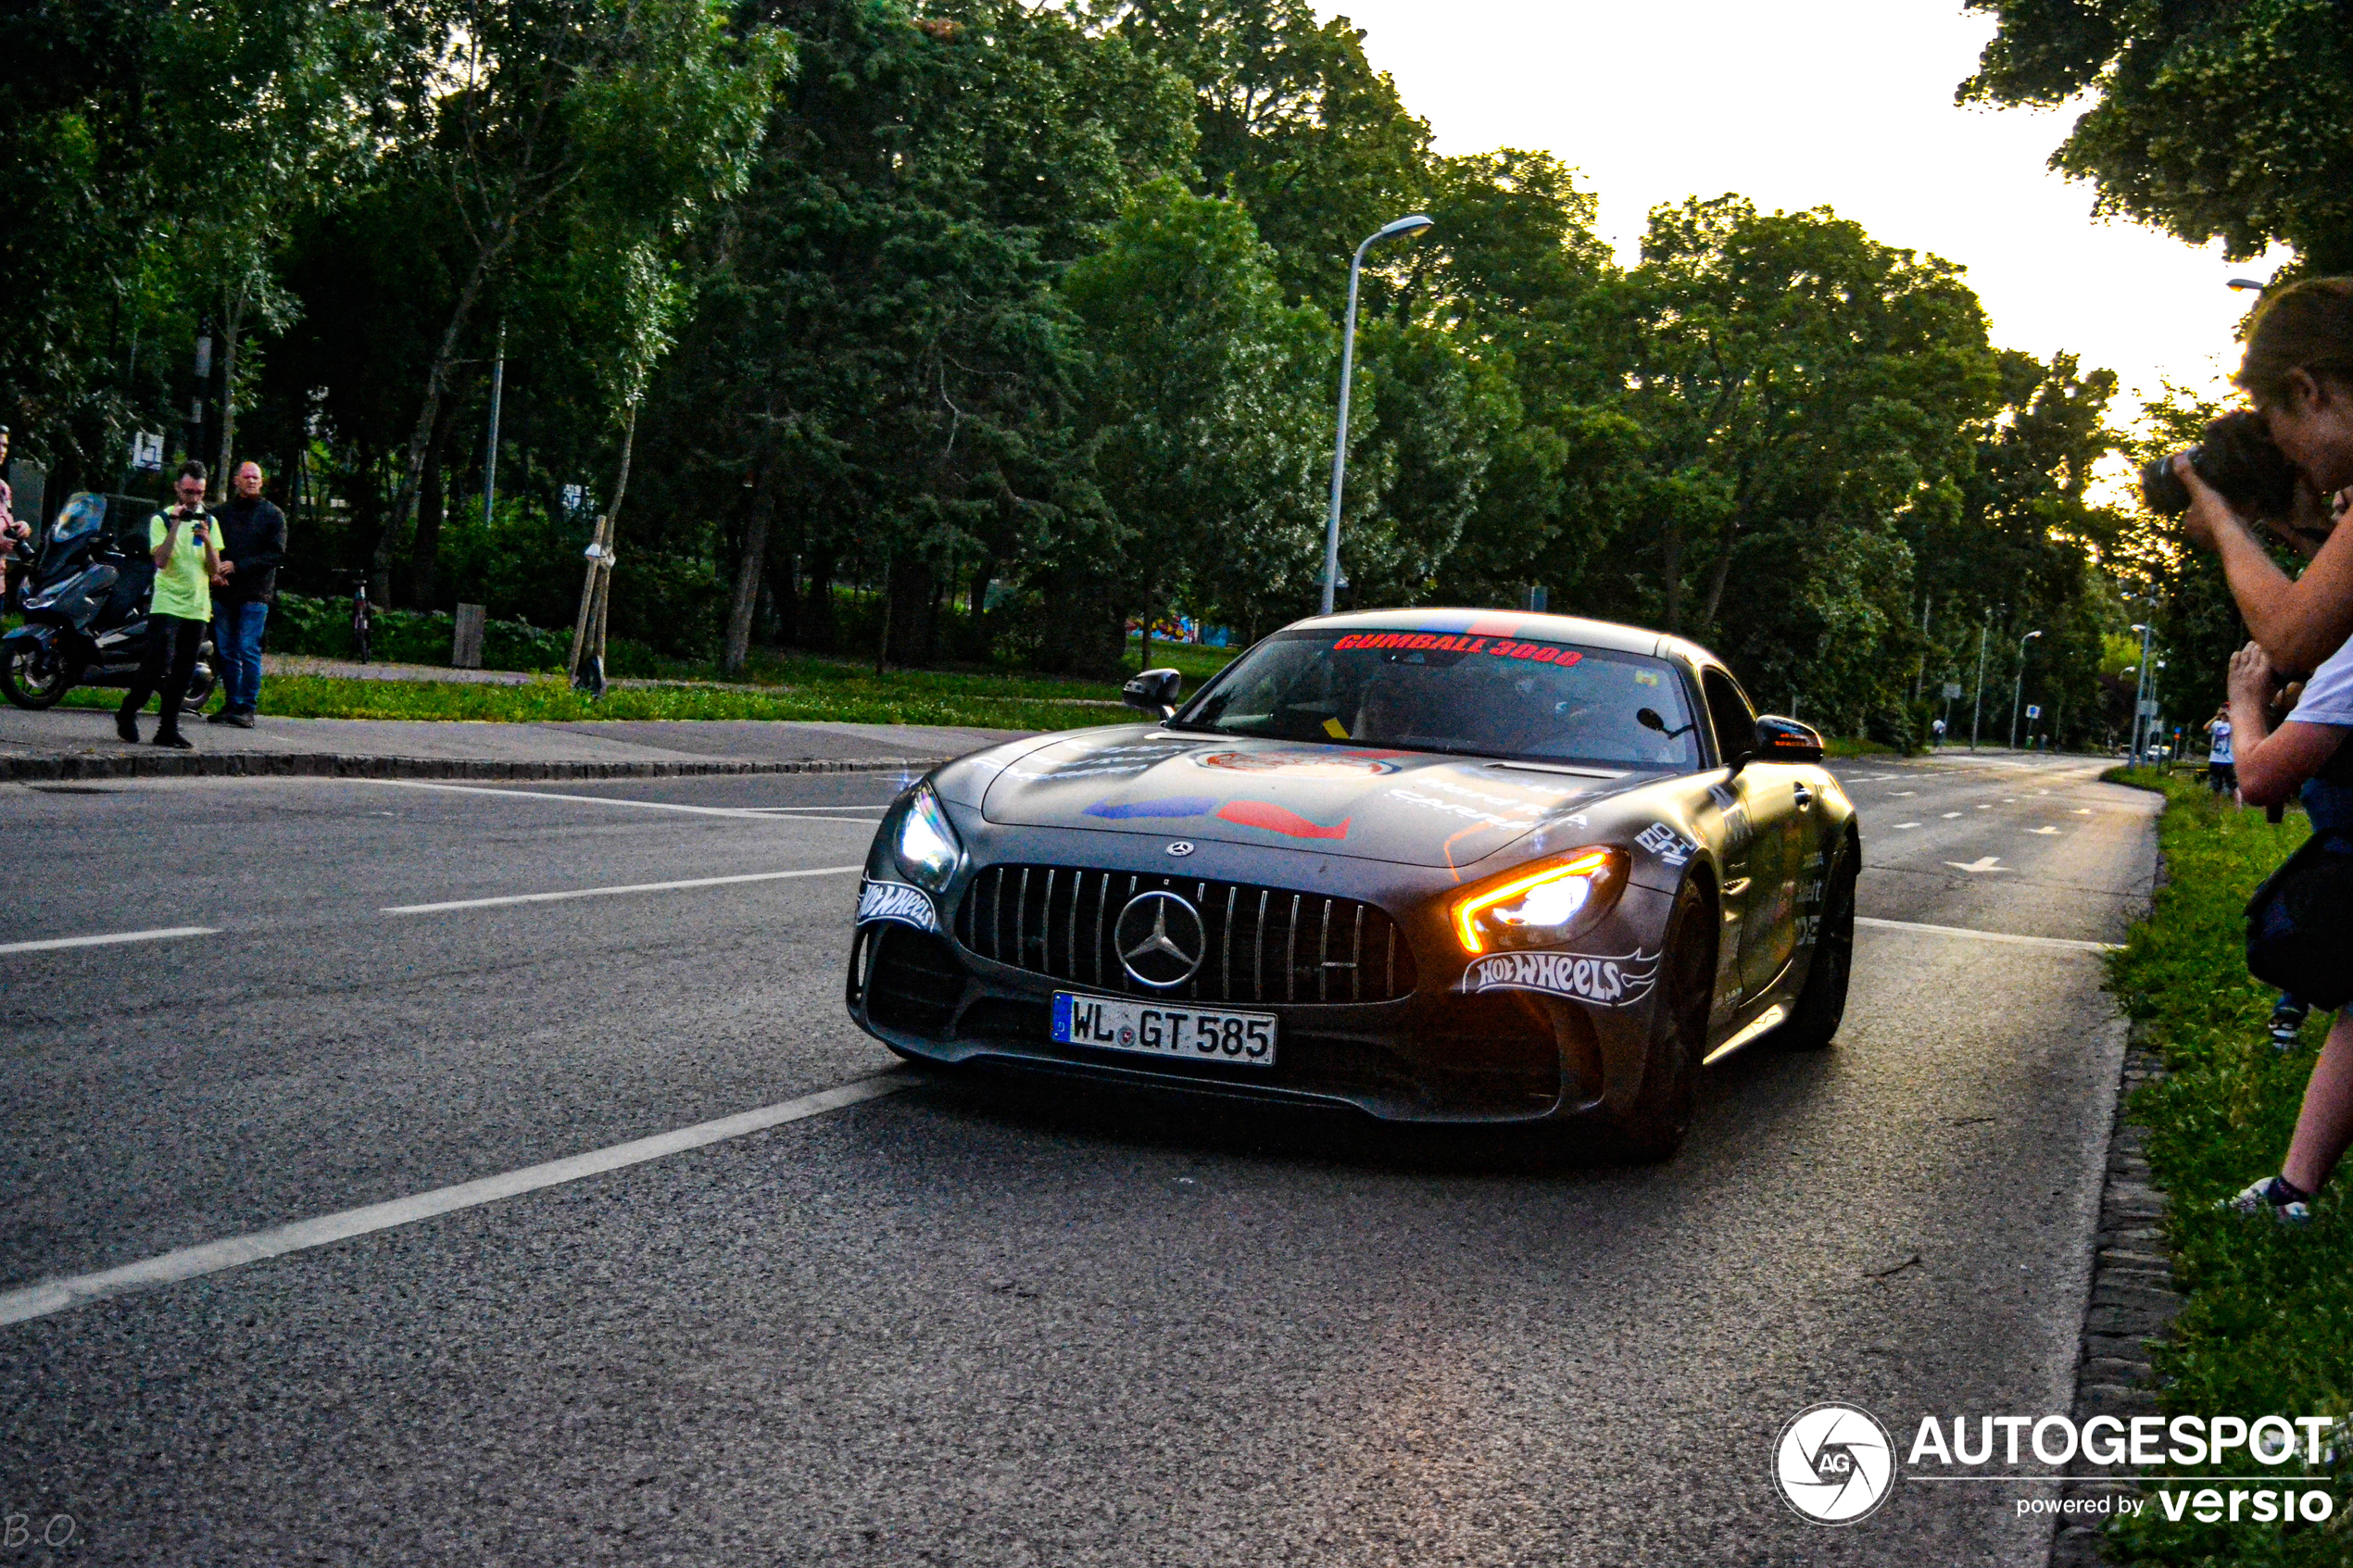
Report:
1194,750,1399,778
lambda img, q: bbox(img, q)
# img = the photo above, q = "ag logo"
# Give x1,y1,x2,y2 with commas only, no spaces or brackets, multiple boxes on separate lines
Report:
1774,1402,1896,1524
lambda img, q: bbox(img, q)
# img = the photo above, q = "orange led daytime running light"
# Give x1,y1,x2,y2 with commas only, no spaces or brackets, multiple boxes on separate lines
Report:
1452,849,1617,954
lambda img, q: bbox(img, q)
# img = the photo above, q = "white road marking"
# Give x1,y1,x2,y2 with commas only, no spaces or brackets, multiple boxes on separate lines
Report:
1894,822,1920,829
384,865,865,914
0,1073,916,1327
1944,856,2009,873
0,926,220,957
2074,809,2093,815
1890,790,1917,797
1976,804,1993,809
2026,826,2061,835
353,778,878,822
1857,916,2119,953
1942,811,1963,819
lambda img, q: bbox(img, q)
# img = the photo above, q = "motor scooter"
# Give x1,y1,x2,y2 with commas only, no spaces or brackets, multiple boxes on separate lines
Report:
0,493,218,711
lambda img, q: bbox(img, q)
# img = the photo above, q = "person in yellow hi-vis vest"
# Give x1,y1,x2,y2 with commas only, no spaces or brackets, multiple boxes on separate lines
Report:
117,460,220,749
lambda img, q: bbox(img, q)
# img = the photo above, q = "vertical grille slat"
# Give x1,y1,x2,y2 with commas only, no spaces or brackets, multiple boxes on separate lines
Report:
1351,904,1365,1003
1222,886,1237,1000
1285,895,1301,1003
952,864,1414,1004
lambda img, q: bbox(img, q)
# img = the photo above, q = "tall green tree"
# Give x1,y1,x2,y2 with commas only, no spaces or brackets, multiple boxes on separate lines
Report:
1061,179,1334,662
1961,0,2353,270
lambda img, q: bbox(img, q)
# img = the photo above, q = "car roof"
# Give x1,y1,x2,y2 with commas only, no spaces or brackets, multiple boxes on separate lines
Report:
1280,607,1724,671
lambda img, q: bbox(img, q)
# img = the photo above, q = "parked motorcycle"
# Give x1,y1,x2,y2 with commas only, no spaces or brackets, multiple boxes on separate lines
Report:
0,492,218,711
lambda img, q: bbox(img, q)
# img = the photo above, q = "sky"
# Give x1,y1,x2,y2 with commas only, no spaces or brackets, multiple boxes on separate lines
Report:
1313,0,2294,421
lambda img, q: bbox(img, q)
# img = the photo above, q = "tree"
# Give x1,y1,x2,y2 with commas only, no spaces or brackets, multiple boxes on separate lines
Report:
366,0,786,596
1061,179,1334,663
1961,0,2353,270
1101,0,1430,311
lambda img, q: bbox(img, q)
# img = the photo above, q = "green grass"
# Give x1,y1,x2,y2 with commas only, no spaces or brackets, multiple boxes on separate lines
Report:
74,673,1139,732
2101,770,2352,1566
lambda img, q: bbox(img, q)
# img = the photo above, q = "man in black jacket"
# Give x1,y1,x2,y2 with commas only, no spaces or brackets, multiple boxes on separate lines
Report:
209,460,286,726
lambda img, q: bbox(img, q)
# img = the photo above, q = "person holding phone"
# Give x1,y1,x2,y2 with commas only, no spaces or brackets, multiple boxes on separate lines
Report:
117,460,220,749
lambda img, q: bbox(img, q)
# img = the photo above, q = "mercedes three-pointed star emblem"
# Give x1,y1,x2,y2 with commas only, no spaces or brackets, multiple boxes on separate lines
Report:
1114,890,1206,988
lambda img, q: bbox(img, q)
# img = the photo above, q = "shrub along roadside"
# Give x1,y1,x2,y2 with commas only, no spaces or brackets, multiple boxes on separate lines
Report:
75,674,1134,733
2103,770,2351,1566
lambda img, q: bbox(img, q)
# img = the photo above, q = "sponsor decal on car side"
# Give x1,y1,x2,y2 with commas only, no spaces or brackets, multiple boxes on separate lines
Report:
1460,947,1662,1007
857,878,940,934
1636,822,1698,867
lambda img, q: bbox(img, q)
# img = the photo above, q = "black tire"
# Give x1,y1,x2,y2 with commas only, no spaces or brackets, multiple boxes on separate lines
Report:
1604,882,1716,1161
0,637,71,709
1775,842,1856,1051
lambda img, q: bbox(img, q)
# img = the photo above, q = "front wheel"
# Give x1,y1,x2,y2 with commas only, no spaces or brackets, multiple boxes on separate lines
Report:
1774,843,1856,1052
0,636,72,709
1602,881,1716,1161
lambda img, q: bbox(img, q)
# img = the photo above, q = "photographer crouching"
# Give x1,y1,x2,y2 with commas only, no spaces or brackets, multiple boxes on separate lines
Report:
2159,278,2353,1224
117,460,220,751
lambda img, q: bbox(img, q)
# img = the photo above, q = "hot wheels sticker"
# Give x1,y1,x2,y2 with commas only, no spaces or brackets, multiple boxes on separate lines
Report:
1461,947,1661,1007
858,878,940,933
1214,799,1351,840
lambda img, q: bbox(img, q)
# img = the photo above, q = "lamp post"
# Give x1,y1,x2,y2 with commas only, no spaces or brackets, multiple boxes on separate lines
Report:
1320,214,1434,616
2128,620,2155,766
1969,610,1991,751
2008,630,2043,749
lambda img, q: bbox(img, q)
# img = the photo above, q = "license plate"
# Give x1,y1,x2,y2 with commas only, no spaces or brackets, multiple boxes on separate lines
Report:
1051,992,1277,1067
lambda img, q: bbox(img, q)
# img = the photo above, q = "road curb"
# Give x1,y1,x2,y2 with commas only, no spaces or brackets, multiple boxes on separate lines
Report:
2050,1026,2179,1568
0,752,948,784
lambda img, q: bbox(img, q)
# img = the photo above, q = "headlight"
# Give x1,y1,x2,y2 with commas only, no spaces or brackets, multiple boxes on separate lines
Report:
1450,848,1629,954
892,783,964,891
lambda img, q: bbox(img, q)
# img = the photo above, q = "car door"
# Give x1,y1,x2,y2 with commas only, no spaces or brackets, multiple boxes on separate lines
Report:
1698,669,1805,1006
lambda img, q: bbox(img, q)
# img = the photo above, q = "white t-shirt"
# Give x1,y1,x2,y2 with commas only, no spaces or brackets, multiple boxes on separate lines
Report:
2209,719,2233,763
2293,637,2353,732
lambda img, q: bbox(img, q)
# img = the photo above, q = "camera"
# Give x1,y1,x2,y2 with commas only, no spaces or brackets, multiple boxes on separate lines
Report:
2140,409,2299,519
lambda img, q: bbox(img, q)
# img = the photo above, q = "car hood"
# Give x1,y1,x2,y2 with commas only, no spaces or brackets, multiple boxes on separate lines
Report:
976,727,1654,869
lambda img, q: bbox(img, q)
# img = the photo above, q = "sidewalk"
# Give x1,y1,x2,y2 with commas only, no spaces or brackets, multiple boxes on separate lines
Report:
0,704,1031,783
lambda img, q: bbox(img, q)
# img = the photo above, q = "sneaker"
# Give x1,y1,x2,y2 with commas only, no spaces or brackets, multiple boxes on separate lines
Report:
115,711,140,743
205,708,233,724
2221,1175,2313,1226
227,710,256,729
2271,999,2310,1050
150,731,195,752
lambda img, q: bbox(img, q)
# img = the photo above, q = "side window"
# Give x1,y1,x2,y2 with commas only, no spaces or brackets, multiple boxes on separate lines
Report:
1702,670,1756,766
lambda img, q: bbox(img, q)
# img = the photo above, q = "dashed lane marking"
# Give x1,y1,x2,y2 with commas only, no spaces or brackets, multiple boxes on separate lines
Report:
0,926,220,957
384,865,865,914
0,1073,916,1327
352,778,887,822
1942,811,1963,819
1857,916,2120,953
1894,822,1920,829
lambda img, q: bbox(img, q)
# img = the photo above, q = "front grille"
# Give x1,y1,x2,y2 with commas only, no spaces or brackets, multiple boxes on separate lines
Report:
953,864,1417,1005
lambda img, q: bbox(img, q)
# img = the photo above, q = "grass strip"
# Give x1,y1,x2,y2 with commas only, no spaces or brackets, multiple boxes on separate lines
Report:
2103,769,2351,1566
69,674,1133,733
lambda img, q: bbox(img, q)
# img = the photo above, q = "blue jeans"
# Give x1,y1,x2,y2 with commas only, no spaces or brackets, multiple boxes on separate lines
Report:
213,600,269,710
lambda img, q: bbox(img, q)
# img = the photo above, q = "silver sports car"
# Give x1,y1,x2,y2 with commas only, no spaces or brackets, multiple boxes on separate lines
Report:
847,608,1859,1157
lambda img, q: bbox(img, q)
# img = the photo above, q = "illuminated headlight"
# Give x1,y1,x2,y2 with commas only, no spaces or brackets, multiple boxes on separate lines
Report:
892,783,964,892
1450,849,1629,954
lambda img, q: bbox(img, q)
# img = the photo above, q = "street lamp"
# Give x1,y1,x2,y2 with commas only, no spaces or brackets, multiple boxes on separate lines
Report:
2126,608,2158,766
1320,214,1434,616
2009,630,2043,749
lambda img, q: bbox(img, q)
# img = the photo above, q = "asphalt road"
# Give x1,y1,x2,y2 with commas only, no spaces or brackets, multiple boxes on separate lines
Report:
0,748,2158,1565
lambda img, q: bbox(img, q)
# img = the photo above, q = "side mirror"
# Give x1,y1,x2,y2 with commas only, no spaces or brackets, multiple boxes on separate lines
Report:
1754,715,1824,764
1123,667,1182,719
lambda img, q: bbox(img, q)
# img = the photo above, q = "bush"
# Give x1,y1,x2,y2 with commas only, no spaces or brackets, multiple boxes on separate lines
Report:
268,592,574,671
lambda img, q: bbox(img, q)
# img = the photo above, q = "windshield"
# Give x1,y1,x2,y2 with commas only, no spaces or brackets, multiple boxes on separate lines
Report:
1173,628,1706,771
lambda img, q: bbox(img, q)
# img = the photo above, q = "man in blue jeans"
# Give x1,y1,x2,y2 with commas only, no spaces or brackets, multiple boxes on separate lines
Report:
208,459,285,727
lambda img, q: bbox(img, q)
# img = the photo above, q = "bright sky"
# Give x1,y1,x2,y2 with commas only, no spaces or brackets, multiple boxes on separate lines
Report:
1317,0,2294,421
